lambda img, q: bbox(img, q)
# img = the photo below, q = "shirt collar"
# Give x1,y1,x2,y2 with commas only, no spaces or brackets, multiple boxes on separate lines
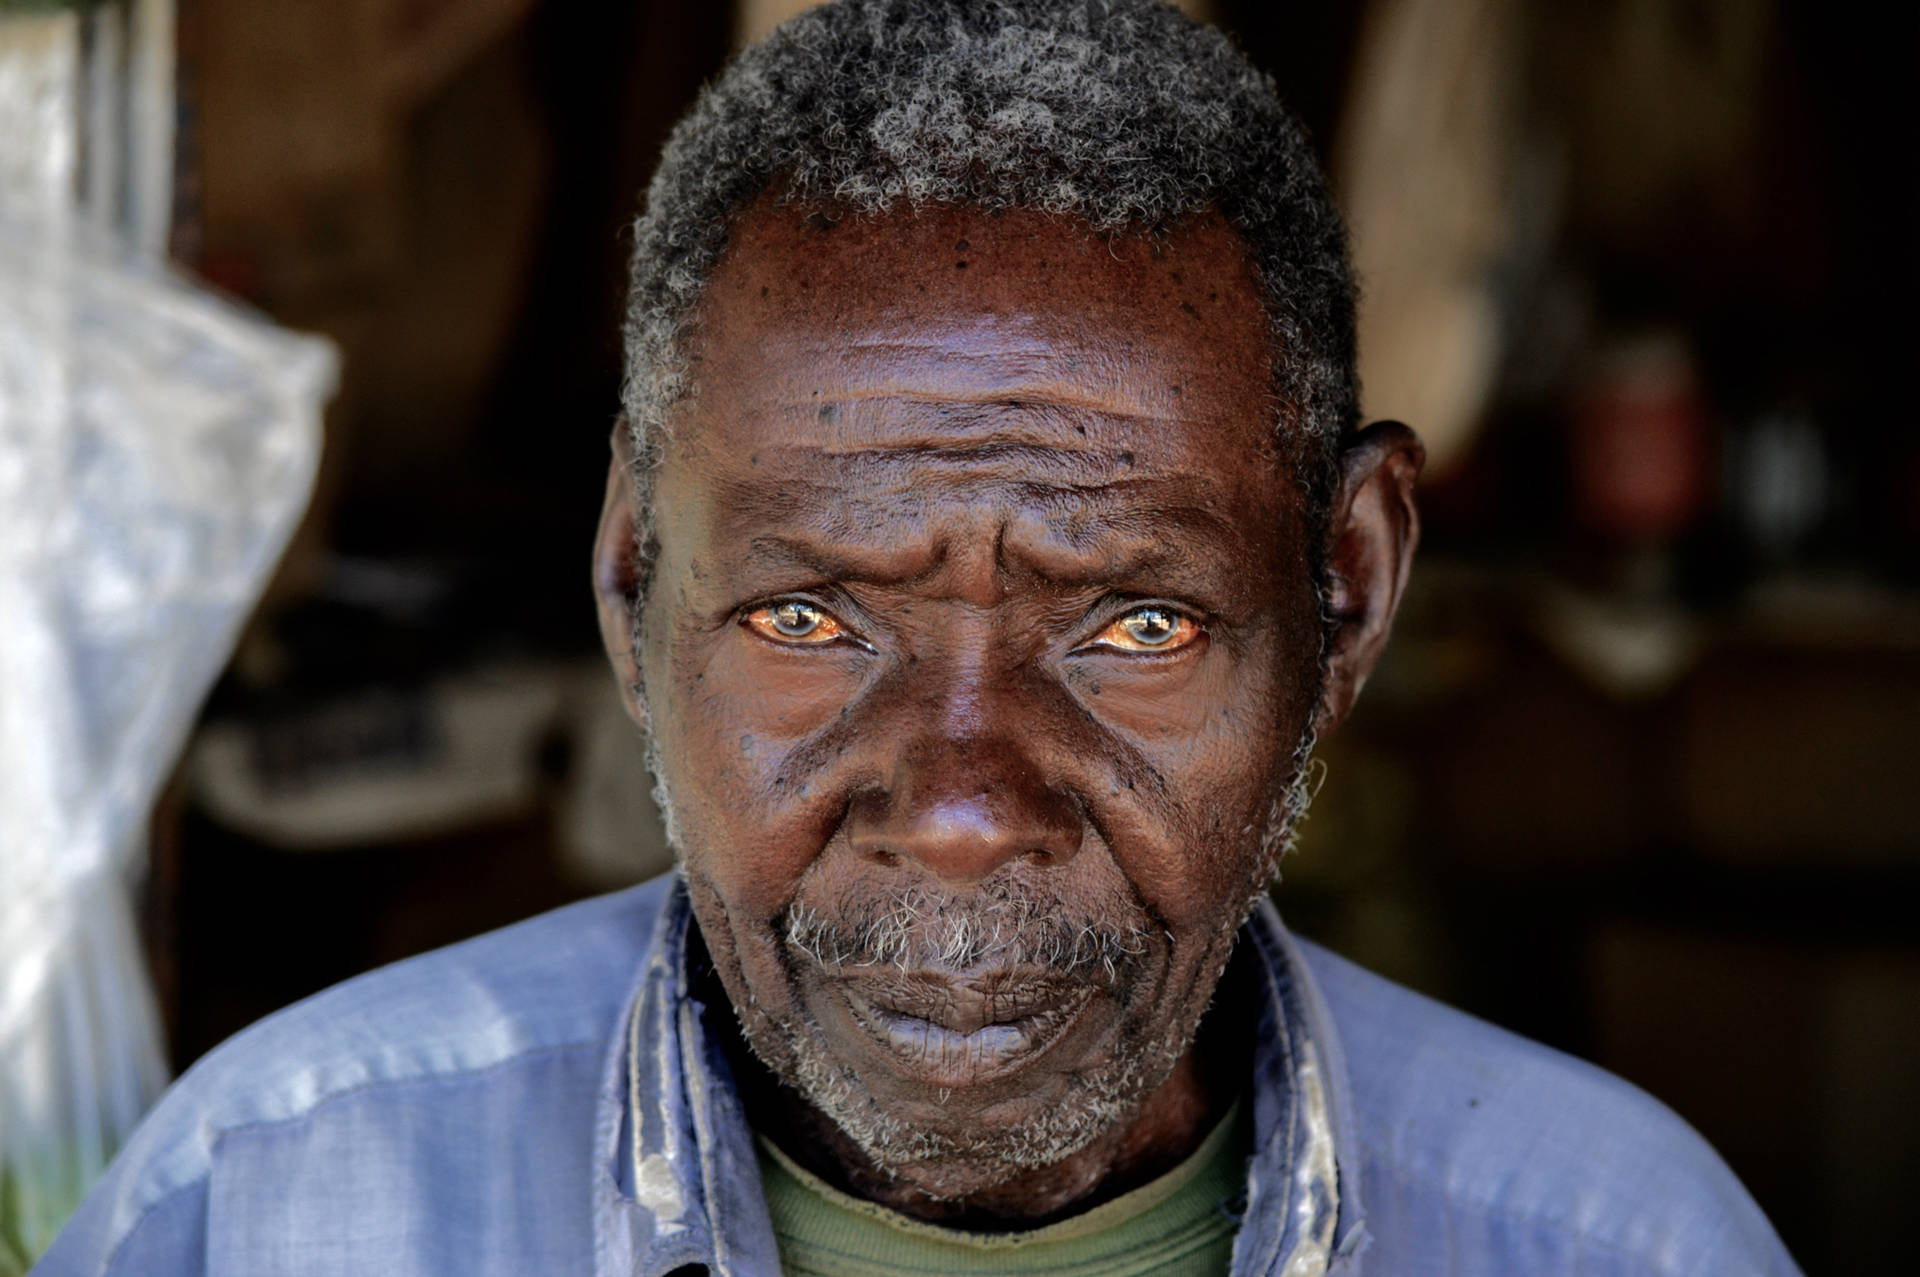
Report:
592,875,1368,1277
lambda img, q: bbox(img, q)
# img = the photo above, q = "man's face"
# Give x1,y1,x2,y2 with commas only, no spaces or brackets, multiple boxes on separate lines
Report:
634,199,1324,1196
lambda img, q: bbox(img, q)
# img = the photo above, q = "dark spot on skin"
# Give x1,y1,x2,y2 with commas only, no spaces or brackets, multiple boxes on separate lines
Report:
1169,384,1183,397
1170,271,1183,284
750,453,759,466
955,239,969,252
1119,451,1134,468
818,403,838,424
1074,424,1086,436
1180,301,1198,319
1208,292,1217,302
956,260,967,270
760,285,769,299
1089,681,1101,695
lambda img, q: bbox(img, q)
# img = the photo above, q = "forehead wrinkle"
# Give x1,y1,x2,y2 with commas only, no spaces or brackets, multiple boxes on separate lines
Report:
762,395,1211,455
721,458,1226,519
721,477,1250,603
798,443,1108,474
772,388,1194,427
770,319,1194,421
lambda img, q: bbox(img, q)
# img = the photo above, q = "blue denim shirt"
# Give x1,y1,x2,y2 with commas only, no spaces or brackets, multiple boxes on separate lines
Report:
34,874,1801,1276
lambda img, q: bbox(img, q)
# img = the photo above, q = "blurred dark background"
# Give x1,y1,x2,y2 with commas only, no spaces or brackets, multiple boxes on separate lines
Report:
140,2,1915,1272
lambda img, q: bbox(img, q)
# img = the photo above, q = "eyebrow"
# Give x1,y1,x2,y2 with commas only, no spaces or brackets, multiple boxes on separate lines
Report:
742,533,937,587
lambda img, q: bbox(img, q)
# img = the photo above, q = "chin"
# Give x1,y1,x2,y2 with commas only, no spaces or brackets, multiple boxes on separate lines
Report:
761,966,1196,1189
788,1035,1149,1189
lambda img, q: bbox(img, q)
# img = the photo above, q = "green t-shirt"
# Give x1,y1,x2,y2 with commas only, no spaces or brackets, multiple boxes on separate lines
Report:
754,1103,1249,1276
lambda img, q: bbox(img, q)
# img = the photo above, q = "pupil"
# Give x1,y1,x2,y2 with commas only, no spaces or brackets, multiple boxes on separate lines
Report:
1130,609,1174,642
774,603,815,635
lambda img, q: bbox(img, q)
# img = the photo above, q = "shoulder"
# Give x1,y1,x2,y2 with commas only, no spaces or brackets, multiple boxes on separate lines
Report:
34,875,674,1276
1295,939,1801,1277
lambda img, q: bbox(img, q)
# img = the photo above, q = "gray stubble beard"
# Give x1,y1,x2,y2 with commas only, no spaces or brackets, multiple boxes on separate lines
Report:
724,733,1321,1189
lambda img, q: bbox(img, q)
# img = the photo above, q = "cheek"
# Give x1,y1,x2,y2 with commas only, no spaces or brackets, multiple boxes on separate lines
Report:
1086,631,1308,930
650,627,866,920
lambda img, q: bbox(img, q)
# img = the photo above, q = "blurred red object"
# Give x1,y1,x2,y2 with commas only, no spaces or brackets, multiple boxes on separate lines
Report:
1570,332,1714,543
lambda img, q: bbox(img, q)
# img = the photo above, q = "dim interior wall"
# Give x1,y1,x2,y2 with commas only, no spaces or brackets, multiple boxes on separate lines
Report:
184,0,544,594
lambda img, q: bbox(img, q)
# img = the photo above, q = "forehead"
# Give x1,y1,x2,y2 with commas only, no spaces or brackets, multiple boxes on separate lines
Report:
655,197,1292,583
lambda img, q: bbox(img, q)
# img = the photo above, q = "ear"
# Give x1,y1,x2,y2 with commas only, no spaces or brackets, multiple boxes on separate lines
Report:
1315,420,1424,736
592,420,648,727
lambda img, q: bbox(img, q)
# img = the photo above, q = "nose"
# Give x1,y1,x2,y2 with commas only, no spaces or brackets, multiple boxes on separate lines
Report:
847,736,1082,886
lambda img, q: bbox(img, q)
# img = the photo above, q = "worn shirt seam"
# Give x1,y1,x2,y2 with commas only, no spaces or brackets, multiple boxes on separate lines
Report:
98,1177,202,1277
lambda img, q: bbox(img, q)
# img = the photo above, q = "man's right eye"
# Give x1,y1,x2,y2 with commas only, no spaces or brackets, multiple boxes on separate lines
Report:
744,599,848,645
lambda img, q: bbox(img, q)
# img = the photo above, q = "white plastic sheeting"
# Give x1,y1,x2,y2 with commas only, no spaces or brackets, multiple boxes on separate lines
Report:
0,216,332,1265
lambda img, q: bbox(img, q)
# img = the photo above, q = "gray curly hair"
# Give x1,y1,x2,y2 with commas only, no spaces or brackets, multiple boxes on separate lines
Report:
621,0,1356,580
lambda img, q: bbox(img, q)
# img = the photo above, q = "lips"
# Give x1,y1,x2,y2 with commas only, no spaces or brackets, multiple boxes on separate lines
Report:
832,969,1097,1089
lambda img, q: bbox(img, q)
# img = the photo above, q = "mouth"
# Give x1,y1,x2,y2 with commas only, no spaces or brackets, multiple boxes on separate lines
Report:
833,970,1098,1090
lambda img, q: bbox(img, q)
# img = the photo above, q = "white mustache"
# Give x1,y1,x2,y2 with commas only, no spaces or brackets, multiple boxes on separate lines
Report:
784,882,1152,983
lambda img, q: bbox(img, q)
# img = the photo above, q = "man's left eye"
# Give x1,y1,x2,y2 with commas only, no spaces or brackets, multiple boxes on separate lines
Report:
744,599,849,645
1088,605,1202,653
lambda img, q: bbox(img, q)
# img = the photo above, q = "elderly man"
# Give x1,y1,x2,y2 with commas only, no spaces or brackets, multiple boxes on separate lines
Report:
37,2,1800,1275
